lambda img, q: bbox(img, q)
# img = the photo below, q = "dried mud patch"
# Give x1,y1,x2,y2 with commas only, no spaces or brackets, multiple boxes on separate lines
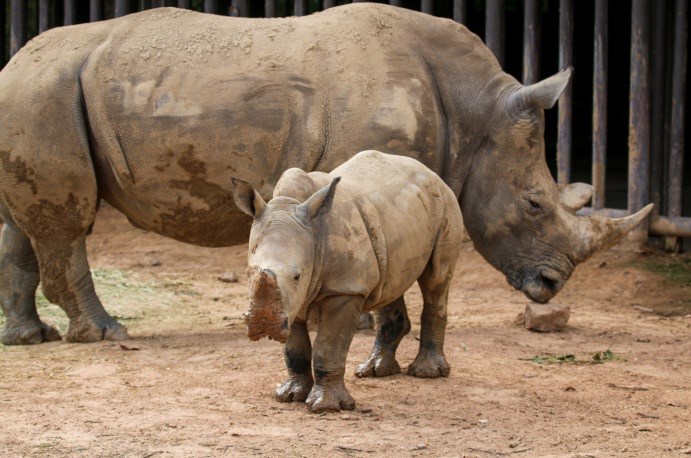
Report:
1,205,690,457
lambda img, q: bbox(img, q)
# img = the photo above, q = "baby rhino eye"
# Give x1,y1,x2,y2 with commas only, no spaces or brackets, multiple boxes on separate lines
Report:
293,273,301,281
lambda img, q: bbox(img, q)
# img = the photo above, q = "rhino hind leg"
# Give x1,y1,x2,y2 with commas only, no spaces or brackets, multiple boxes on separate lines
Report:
0,221,61,345
31,233,129,343
355,296,410,378
306,296,361,413
276,320,313,403
408,233,460,378
408,279,451,378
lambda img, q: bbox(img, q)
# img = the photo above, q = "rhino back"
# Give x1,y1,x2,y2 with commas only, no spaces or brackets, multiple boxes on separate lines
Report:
1,5,503,247
322,151,462,309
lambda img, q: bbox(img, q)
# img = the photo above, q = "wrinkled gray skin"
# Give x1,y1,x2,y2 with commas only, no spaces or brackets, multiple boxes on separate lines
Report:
234,151,465,413
0,4,651,345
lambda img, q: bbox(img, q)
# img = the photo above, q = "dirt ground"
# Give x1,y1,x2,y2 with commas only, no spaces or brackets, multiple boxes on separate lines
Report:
1,204,690,458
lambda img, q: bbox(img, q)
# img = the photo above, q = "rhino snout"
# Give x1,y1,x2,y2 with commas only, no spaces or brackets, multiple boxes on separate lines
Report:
520,268,564,304
245,268,289,343
244,310,289,343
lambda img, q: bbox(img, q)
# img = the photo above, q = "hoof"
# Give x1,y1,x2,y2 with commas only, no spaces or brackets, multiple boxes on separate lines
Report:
407,351,450,378
65,316,130,343
276,375,314,403
355,351,401,378
306,381,356,413
1,321,62,345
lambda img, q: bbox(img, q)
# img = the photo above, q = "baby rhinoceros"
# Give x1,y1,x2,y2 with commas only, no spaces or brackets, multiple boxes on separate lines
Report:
232,150,464,413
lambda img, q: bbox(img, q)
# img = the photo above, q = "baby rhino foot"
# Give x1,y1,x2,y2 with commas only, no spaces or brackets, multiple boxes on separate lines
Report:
408,349,450,378
306,380,356,413
65,316,130,343
275,375,313,403
1,320,62,345
355,351,401,378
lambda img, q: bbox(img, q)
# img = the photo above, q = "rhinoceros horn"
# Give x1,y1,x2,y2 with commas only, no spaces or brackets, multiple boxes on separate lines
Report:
508,67,573,112
575,204,654,262
244,268,289,343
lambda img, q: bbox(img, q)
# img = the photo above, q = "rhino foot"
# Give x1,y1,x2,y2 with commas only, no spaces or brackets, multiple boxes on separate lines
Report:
65,316,130,343
305,380,356,413
276,375,314,403
355,351,401,378
408,350,450,378
1,320,62,345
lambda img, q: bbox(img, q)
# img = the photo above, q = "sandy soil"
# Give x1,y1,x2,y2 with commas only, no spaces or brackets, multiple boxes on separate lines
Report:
1,205,690,457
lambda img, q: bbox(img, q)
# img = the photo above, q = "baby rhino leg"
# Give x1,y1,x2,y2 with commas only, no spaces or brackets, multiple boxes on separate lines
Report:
355,296,410,377
306,296,361,413
276,320,313,402
408,278,451,378
408,230,460,378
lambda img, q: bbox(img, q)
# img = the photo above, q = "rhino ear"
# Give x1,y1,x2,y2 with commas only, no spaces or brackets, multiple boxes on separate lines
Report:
297,177,341,221
510,67,573,112
231,178,266,218
559,182,593,212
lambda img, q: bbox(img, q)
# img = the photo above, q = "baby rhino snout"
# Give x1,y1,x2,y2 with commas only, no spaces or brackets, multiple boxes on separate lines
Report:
244,268,289,343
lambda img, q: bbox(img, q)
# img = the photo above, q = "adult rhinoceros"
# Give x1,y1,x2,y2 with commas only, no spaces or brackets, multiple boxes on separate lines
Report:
0,4,650,345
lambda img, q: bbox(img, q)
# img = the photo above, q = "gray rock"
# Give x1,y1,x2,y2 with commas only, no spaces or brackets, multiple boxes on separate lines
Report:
217,272,239,283
523,303,571,332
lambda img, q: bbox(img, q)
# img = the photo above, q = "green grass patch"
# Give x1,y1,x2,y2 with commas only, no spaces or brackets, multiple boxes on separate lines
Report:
634,255,691,286
522,349,624,365
628,254,691,316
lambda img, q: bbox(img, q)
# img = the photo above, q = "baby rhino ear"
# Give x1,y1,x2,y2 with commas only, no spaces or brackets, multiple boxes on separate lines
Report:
297,177,341,220
231,178,266,218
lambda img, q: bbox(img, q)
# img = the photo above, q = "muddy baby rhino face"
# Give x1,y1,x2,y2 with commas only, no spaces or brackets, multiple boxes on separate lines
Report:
231,177,340,343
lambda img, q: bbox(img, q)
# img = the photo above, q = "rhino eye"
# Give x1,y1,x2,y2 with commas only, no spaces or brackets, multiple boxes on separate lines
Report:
293,273,301,281
525,197,545,215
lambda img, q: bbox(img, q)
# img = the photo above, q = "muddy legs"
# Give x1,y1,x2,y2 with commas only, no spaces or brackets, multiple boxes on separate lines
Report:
32,236,129,343
407,253,455,378
276,296,361,413
0,216,129,344
276,320,313,402
407,291,451,378
306,296,361,413
355,296,410,377
0,223,61,345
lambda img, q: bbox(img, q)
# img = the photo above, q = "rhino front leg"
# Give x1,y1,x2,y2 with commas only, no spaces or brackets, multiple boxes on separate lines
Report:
355,296,411,377
276,320,313,403
33,235,129,343
0,222,61,345
306,296,362,413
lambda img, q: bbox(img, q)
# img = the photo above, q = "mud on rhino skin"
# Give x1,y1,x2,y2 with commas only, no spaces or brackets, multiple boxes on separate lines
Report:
0,4,651,345
234,151,465,412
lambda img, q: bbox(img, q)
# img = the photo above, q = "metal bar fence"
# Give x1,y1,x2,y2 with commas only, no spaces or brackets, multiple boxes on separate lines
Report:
666,0,688,250
486,0,505,67
39,0,49,33
557,0,573,185
650,0,666,221
454,0,466,24
1,1,5,68
0,0,687,241
628,0,651,240
592,0,607,210
522,0,540,85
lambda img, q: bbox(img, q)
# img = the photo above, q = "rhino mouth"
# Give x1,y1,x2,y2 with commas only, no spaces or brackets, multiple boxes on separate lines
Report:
520,269,564,303
244,310,289,343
